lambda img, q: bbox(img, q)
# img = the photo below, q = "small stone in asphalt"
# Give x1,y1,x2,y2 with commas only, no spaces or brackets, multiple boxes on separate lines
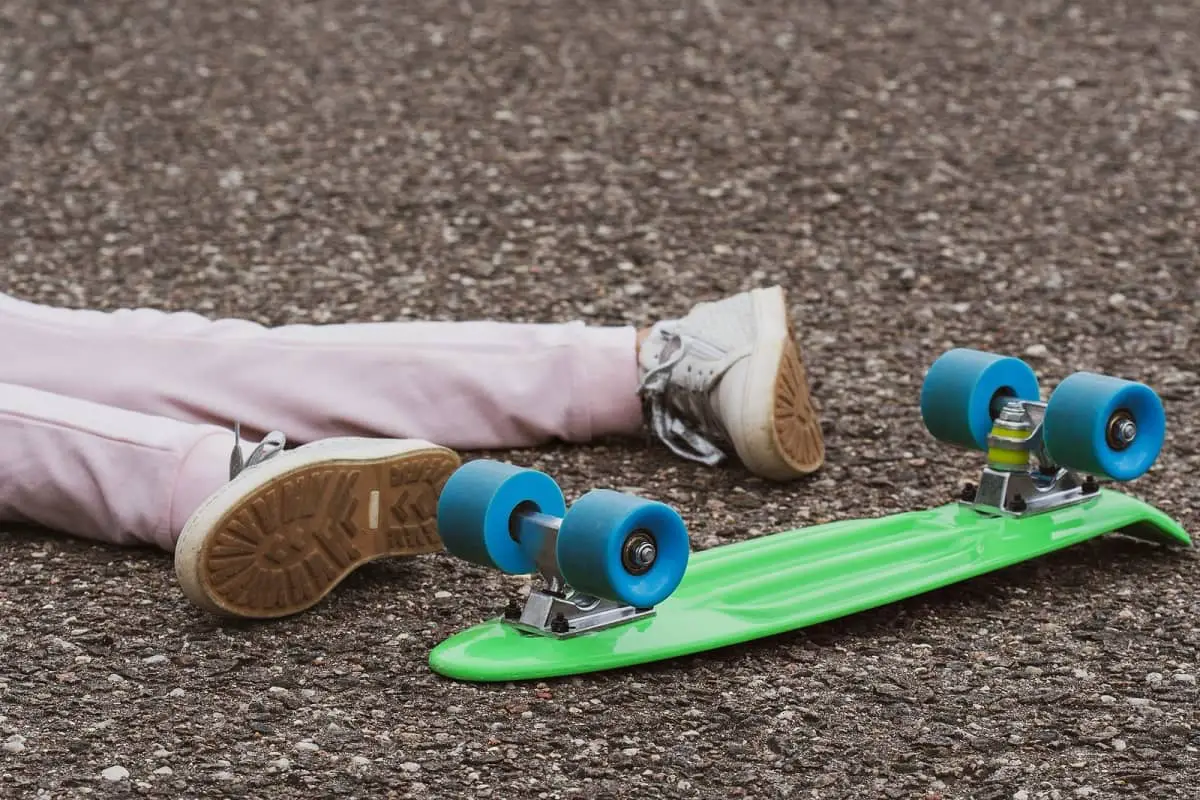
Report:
102,766,130,782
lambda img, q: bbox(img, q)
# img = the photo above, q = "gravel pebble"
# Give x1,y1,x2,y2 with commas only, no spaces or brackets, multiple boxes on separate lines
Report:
101,766,129,782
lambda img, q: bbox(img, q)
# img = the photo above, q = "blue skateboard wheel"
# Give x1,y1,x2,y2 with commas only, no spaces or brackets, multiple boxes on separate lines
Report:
1042,372,1165,481
920,348,1041,451
436,460,566,574
556,490,690,608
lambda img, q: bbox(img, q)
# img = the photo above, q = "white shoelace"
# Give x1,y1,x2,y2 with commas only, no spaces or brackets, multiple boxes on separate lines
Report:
228,421,288,480
637,332,730,466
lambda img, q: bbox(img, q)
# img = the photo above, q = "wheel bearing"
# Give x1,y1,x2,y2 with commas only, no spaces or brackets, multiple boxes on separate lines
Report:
621,530,658,576
1106,410,1137,451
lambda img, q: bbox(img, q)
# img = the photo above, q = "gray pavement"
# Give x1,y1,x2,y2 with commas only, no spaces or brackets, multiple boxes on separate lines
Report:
1,1,1198,797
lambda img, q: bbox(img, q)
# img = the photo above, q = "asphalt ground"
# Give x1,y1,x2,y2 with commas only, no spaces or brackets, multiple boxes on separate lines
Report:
1,1,1198,797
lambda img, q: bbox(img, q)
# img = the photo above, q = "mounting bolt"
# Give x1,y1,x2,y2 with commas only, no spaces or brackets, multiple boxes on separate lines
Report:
1009,493,1027,512
503,600,522,621
960,482,976,502
1082,475,1099,494
550,613,570,634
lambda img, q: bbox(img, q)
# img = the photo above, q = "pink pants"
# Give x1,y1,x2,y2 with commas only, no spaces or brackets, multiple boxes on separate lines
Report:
0,293,643,552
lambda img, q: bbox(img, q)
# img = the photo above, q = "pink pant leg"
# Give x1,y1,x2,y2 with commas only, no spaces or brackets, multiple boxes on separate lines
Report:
0,293,644,448
0,383,234,551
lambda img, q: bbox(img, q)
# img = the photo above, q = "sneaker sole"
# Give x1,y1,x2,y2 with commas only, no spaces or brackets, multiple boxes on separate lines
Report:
734,287,825,480
773,322,826,474
174,439,460,619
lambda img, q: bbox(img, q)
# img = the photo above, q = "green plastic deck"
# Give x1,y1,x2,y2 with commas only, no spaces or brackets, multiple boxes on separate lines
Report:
428,490,1190,682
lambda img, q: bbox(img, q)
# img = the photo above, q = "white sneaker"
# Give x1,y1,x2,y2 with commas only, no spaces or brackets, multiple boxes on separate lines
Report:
174,427,460,619
637,285,824,481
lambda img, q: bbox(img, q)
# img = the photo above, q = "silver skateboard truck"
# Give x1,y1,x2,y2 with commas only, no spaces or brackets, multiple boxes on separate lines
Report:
960,397,1108,517
500,508,657,639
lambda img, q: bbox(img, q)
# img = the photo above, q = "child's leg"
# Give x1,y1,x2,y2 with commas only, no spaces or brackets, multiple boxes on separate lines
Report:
0,285,826,482
0,292,643,449
0,382,232,551
0,382,460,618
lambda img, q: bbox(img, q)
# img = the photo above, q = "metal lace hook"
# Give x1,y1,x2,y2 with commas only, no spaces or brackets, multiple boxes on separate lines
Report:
229,421,245,480
228,421,287,480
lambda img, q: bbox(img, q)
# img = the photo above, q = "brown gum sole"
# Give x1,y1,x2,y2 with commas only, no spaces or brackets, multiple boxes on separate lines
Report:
772,326,826,475
197,447,461,618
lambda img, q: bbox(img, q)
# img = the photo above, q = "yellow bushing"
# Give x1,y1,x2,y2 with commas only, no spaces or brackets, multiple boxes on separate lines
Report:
988,425,1031,469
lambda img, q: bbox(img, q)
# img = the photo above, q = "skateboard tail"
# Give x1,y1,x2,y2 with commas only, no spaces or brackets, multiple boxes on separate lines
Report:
1110,508,1189,547
429,491,1189,683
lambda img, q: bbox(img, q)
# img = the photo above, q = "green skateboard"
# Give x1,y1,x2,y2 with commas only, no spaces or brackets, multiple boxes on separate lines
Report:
429,349,1191,683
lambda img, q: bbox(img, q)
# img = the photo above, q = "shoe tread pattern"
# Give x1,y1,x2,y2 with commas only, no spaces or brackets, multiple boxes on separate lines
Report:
199,448,459,617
